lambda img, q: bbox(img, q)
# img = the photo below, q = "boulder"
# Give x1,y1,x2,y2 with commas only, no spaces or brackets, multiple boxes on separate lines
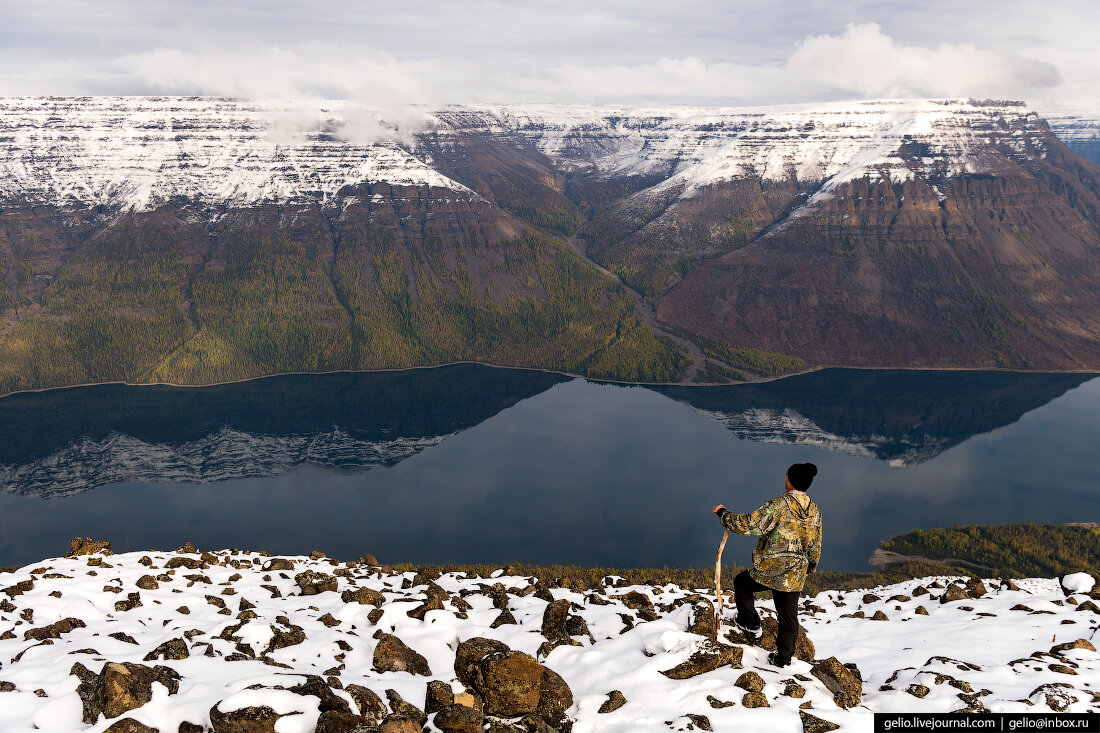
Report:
741,692,769,708
379,714,421,733
964,578,988,598
345,684,387,725
209,704,283,733
425,680,454,714
24,617,86,641
811,657,862,709
341,587,385,607
295,570,337,595
434,704,484,733
67,537,113,557
907,684,930,698
98,662,181,719
136,575,159,590
288,675,353,716
262,558,295,572
452,637,572,730
735,671,764,692
660,640,743,679
143,638,189,661
1060,572,1100,599
385,689,426,726
315,709,365,733
939,584,968,603
264,619,306,654
686,598,717,639
372,633,431,676
491,609,518,628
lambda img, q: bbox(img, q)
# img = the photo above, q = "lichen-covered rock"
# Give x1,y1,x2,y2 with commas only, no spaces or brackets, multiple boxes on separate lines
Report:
341,587,384,606
294,570,337,595
686,598,717,639
346,684,387,725
598,690,627,713
263,619,306,654
907,684,930,698
452,637,572,730
209,704,283,733
434,704,484,733
99,662,181,719
24,617,86,641
758,617,815,661
742,691,769,708
735,671,764,692
940,584,968,603
811,657,862,709
143,638,189,661
379,714,422,733
660,640,743,679
372,633,431,676
135,575,159,590
67,537,113,557
425,680,455,714
799,710,840,733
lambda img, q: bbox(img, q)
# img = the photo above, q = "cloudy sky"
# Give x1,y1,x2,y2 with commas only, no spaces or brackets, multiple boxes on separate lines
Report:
2,0,1097,111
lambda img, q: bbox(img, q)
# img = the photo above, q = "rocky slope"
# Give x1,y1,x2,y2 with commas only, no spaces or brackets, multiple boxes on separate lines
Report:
0,542,1097,732
2,97,1100,390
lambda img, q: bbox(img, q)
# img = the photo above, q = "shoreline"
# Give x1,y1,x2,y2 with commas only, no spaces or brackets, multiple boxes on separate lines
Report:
1,360,1096,402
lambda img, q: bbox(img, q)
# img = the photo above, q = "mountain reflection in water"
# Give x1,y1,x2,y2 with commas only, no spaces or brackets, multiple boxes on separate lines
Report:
3,367,1093,497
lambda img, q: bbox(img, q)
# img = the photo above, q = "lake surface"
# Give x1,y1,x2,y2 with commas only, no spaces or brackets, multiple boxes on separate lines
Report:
3,365,1098,571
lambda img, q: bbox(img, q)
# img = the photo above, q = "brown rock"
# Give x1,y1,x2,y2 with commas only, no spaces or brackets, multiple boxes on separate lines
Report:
687,598,717,639
784,682,806,698
707,695,733,708
264,620,306,655
425,680,454,714
742,691,769,708
1051,639,1096,654
318,613,340,628
341,587,384,606
455,637,511,689
598,690,627,713
870,610,889,621
491,609,518,628
115,592,143,612
136,575,159,590
99,662,181,719
209,704,283,733
379,715,421,733
179,723,204,733
295,570,337,595
67,537,113,557
800,710,840,733
385,689,426,726
686,713,713,730
907,684,930,698
346,684,387,725
262,559,295,572
453,637,572,729
735,671,764,692
288,675,353,716
372,633,431,676
811,657,862,709
143,638,189,661
165,557,202,570
914,606,929,615
24,617,86,641
965,578,988,598
940,584,968,603
434,704,484,733
104,719,158,733
314,709,365,733
660,640,743,679
862,593,881,604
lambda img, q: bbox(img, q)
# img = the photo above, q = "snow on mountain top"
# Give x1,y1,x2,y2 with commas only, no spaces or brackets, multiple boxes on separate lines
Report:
0,548,1096,732
0,97,476,211
436,99,1045,203
0,97,1049,212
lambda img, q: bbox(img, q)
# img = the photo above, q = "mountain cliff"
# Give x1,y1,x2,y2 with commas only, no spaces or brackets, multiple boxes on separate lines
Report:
1,97,1098,391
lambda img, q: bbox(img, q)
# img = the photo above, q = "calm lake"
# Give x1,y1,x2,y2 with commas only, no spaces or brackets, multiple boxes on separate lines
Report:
2,365,1098,571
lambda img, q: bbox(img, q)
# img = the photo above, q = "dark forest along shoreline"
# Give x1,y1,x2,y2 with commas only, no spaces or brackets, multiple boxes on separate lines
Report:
2,364,1098,570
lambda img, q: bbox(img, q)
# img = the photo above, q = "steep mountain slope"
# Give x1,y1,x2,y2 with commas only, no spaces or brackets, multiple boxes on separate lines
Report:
2,97,1099,390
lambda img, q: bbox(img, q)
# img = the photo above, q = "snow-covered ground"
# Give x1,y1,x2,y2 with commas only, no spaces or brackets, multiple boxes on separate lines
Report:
0,548,1096,732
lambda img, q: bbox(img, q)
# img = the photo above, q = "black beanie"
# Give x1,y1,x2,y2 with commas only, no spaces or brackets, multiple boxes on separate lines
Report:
786,463,818,491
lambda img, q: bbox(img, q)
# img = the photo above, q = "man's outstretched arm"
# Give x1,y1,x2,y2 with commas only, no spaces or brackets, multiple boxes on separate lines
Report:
712,500,778,537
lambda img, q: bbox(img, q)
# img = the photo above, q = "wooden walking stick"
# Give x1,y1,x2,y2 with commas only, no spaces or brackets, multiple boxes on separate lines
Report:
714,528,730,629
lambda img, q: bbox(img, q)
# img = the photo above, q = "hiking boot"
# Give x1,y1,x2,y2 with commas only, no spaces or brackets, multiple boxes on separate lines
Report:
767,651,791,667
735,615,761,636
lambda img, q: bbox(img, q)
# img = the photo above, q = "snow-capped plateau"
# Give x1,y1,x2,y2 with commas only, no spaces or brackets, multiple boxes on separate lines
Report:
0,97,477,211
0,548,1096,732
0,97,1056,213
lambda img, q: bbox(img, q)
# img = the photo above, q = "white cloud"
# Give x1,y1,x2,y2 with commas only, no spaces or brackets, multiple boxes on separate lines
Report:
786,23,1061,100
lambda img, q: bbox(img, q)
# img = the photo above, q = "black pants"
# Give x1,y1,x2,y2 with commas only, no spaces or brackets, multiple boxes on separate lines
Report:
733,570,800,663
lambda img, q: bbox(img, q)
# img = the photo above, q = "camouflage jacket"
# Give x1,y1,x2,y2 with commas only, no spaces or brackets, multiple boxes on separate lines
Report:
718,491,822,592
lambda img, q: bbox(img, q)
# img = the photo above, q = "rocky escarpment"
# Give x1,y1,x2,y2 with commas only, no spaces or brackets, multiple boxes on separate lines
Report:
0,540,1096,732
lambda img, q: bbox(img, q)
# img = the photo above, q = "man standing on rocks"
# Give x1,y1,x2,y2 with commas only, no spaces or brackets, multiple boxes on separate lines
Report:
712,462,822,668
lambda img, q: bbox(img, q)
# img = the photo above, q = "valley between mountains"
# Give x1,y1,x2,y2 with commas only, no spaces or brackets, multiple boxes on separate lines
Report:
2,98,1100,394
